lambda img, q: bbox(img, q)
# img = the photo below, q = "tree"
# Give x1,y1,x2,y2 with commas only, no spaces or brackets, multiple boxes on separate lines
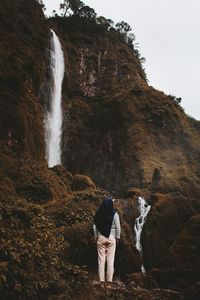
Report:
115,21,132,35
79,6,96,19
127,32,136,49
36,0,46,11
70,0,84,15
115,21,133,45
52,10,59,17
60,0,84,17
96,16,114,29
60,1,70,16
115,20,145,64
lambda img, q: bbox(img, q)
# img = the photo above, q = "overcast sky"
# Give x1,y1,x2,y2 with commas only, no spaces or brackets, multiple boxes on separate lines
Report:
43,0,200,120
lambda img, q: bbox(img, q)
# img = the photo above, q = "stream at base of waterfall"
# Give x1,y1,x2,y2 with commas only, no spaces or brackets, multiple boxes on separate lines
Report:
134,196,151,273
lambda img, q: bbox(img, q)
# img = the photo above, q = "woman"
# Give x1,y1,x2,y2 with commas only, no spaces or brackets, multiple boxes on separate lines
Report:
93,196,121,287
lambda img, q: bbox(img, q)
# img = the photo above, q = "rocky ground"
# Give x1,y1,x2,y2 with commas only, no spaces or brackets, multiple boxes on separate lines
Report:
0,162,199,299
0,0,200,299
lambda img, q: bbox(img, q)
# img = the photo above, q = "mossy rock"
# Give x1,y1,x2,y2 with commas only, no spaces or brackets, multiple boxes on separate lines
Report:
0,173,16,201
64,222,96,268
18,176,54,202
126,188,142,198
50,165,73,188
72,174,96,191
16,163,70,203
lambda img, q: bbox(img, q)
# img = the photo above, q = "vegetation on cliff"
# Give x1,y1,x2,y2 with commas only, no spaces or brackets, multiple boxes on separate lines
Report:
0,0,200,299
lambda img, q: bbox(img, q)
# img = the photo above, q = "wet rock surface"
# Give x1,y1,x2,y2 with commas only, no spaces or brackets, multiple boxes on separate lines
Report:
0,0,200,299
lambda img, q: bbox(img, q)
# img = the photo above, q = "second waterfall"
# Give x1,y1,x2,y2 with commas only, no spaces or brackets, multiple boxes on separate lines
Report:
45,29,65,168
134,196,151,273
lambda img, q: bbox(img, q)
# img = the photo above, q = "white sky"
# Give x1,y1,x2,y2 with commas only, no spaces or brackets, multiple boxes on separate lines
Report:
43,0,200,120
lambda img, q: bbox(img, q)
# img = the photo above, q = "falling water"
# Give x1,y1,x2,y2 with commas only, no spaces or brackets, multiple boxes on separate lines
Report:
45,29,65,167
134,196,151,273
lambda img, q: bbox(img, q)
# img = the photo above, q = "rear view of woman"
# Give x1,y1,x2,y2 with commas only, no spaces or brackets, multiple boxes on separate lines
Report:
93,197,121,287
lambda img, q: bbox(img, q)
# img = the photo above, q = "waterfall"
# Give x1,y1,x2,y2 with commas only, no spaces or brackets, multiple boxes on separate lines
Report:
45,29,65,167
134,196,151,273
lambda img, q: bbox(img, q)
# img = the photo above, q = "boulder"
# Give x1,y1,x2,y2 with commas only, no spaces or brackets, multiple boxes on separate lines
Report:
72,174,96,191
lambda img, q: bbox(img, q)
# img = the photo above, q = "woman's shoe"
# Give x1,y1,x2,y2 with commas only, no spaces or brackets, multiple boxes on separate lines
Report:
106,282,112,289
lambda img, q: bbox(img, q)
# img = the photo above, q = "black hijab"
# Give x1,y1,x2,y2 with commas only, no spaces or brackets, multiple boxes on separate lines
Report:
93,197,115,238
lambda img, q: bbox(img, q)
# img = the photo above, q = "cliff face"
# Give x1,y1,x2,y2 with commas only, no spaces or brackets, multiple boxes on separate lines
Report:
50,17,200,193
2,0,199,195
0,1,200,299
49,14,200,293
0,0,49,161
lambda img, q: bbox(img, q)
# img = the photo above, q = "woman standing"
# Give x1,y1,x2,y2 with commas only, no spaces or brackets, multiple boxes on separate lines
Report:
93,196,121,287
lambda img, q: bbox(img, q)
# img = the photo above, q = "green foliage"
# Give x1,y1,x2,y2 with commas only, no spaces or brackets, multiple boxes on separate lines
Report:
114,21,145,62
115,21,133,46
79,6,97,20
0,198,69,299
96,16,114,29
48,189,107,227
60,0,84,16
115,21,132,35
36,0,46,11
60,0,96,20
57,1,145,64
127,32,136,46
52,10,59,17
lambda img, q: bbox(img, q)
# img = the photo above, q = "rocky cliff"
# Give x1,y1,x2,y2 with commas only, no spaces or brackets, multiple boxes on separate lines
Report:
49,16,200,193
0,0,200,299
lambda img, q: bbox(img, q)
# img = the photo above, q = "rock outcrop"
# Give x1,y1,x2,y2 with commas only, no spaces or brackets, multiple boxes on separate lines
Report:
0,0,200,299
0,0,49,161
49,16,200,193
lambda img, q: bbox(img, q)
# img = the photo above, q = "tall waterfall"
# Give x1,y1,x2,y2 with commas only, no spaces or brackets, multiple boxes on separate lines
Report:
134,196,151,273
45,29,65,167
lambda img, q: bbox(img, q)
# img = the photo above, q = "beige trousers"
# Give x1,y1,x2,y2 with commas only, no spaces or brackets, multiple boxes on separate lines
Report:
97,234,116,282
